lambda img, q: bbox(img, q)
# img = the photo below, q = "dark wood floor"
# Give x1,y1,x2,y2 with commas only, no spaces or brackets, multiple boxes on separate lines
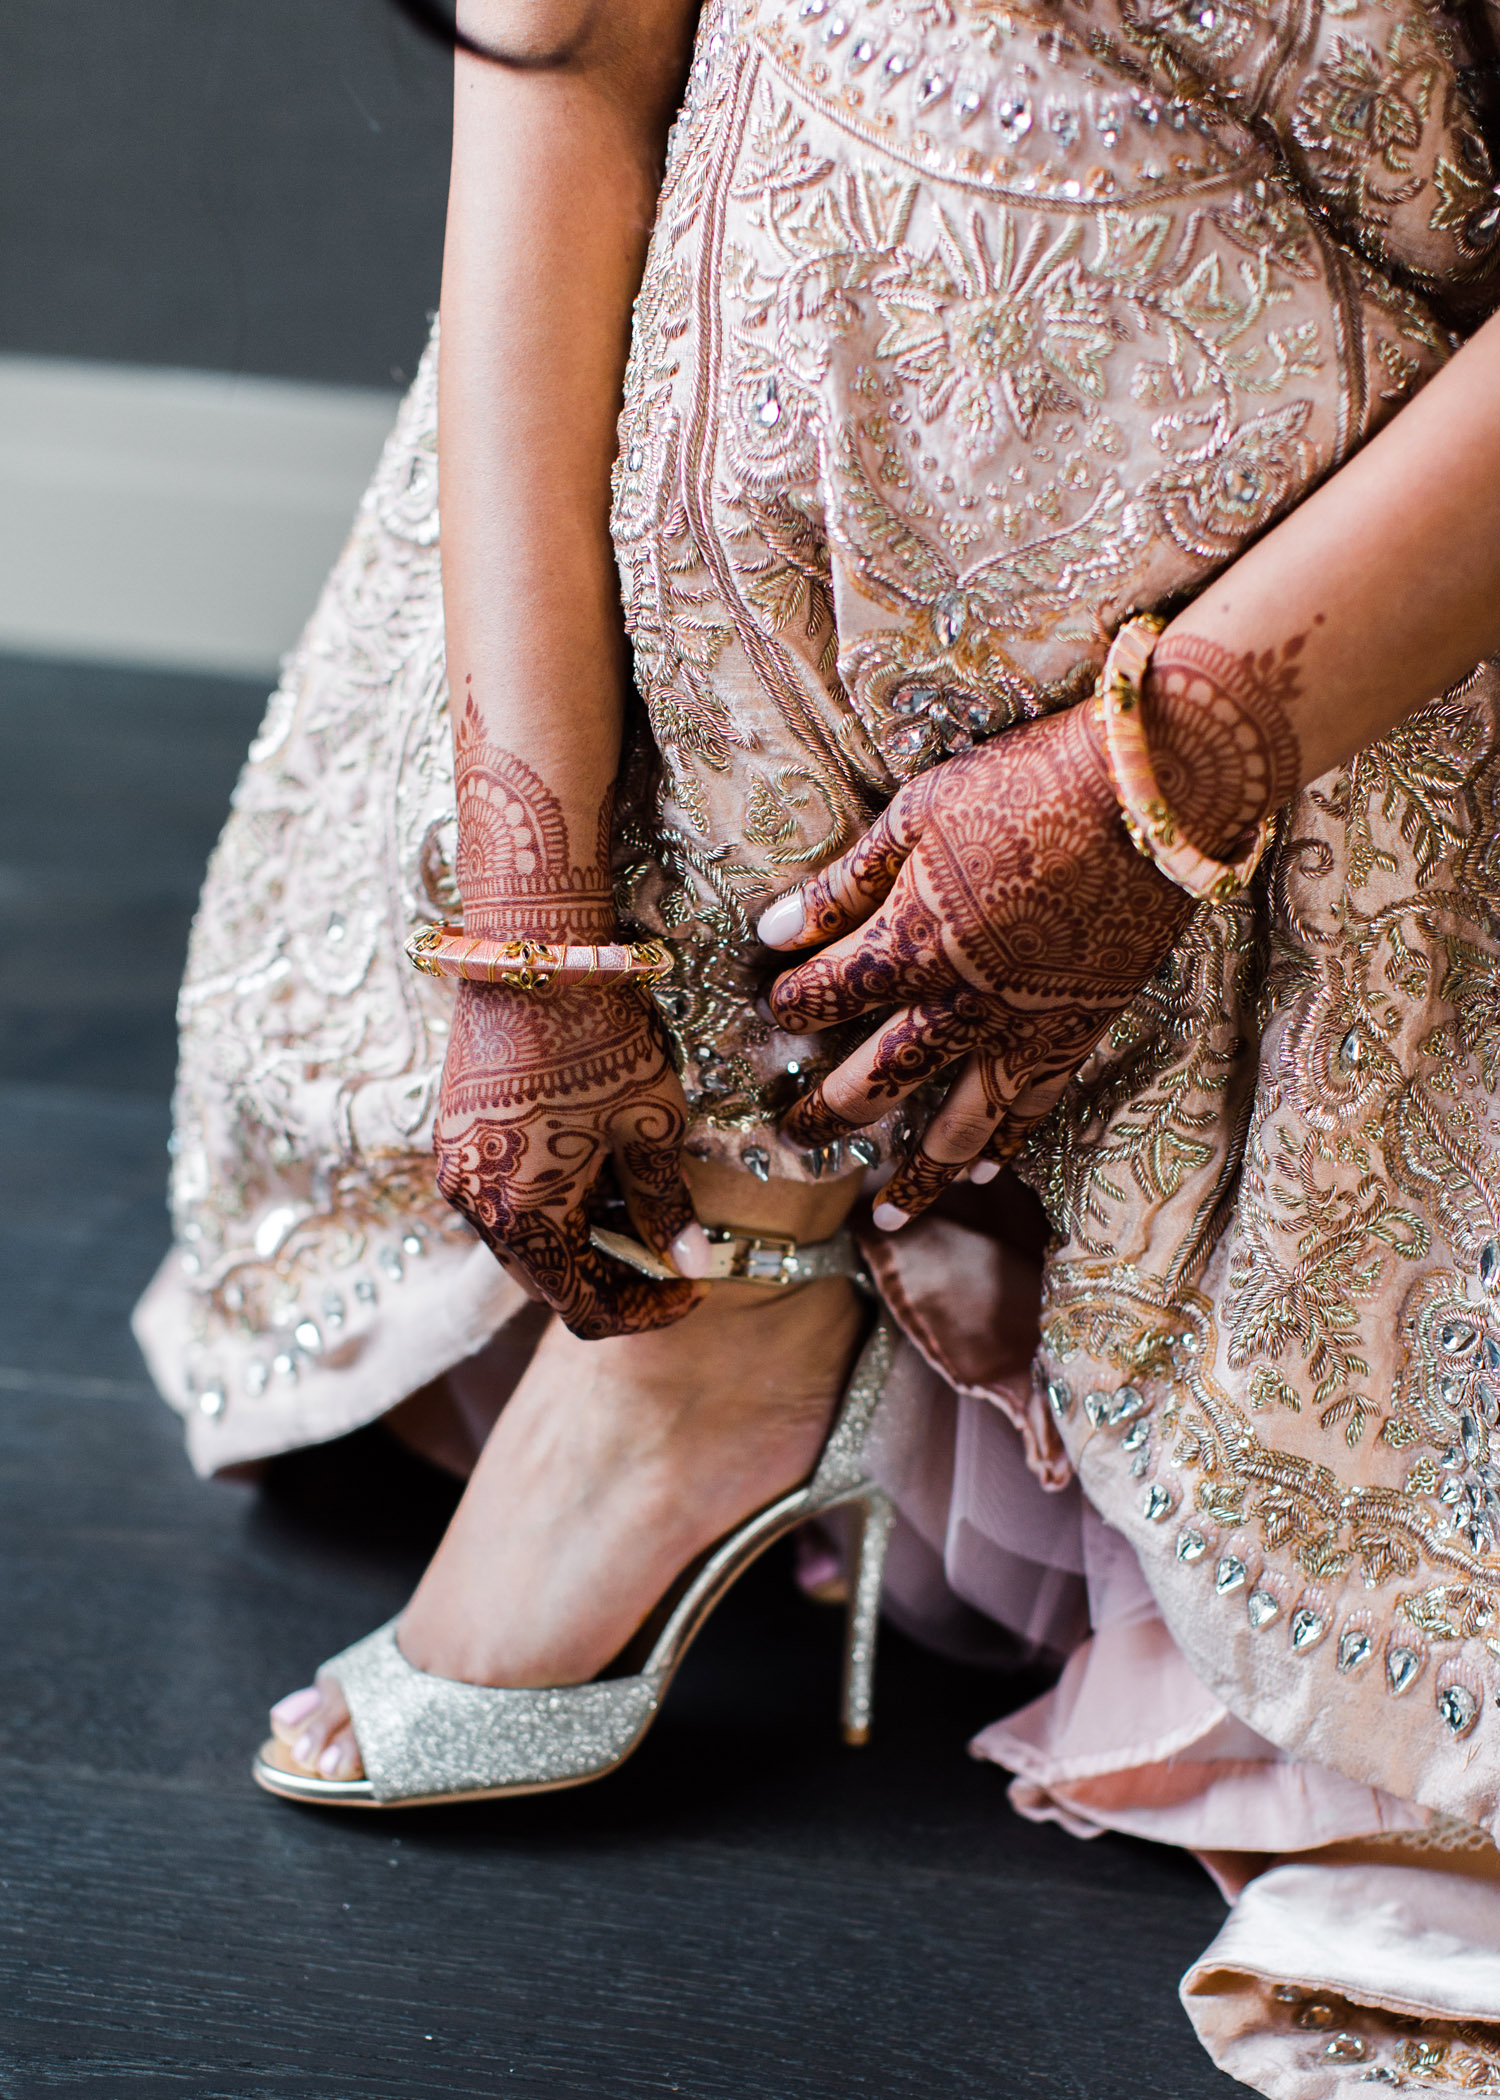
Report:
0,651,1245,2099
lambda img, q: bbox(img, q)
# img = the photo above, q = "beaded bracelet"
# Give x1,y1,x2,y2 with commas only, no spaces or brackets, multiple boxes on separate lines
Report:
405,924,673,991
1095,614,1274,906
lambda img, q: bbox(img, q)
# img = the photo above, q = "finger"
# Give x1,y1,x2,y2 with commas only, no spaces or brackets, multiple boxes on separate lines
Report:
769,875,953,1033
756,792,922,951
781,997,977,1149
505,1201,704,1341
976,1016,1115,1170
873,1056,1011,1225
611,1096,710,1279
562,1226,706,1338
435,1131,702,1337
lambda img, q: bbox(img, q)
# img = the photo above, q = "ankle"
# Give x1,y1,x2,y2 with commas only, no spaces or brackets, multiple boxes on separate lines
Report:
683,1157,863,1241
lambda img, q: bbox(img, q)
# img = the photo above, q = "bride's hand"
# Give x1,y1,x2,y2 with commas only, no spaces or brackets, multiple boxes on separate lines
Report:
759,703,1194,1225
434,978,707,1337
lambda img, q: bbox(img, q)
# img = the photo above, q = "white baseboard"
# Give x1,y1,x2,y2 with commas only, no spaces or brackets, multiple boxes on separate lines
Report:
0,356,401,680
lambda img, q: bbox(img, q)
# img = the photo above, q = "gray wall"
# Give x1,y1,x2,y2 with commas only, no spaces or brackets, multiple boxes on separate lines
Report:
3,0,453,387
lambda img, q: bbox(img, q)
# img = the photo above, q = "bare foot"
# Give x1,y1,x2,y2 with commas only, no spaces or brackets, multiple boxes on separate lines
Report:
269,1271,866,1780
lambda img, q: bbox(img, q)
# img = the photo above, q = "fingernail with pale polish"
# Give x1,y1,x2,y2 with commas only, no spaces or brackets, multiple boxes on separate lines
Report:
970,1159,1001,1185
872,1202,908,1233
272,1685,321,1728
670,1222,713,1279
756,892,805,946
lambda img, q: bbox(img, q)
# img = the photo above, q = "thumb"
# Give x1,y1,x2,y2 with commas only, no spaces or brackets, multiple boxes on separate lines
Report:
611,1097,713,1280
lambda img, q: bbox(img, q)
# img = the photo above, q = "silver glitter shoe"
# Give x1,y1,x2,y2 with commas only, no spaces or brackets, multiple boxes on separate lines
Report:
253,1311,897,1809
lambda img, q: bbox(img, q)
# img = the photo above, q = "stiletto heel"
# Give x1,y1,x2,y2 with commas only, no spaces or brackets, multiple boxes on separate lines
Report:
254,1282,901,1810
841,1490,893,1746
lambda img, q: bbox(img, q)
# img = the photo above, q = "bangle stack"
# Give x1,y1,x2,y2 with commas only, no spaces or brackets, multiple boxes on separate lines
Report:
1094,614,1274,906
405,924,673,991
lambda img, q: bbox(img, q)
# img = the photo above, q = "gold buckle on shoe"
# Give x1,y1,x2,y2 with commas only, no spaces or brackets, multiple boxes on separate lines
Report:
588,1223,868,1289
704,1228,798,1286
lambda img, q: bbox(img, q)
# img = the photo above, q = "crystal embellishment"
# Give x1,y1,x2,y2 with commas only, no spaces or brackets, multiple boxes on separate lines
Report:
753,377,782,428
1440,1319,1480,1355
1337,1628,1372,1673
1386,1645,1421,1695
1437,1683,1480,1736
1176,1527,1207,1563
996,91,1033,141
1143,1485,1173,1521
1324,2034,1367,2063
1215,1555,1247,1595
1109,1385,1148,1425
1047,1377,1073,1421
1290,1606,1326,1652
1481,1238,1500,1292
1246,1588,1281,1629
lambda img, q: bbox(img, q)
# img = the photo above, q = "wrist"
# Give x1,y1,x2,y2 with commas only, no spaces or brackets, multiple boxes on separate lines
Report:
1141,632,1304,859
452,695,618,942
459,893,617,942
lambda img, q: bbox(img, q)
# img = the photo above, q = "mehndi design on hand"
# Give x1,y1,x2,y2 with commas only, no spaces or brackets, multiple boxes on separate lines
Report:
435,979,703,1337
437,688,702,1334
762,632,1304,1226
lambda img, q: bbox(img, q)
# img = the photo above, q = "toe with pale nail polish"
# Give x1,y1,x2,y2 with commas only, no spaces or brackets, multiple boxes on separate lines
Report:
318,1741,350,1779
271,1685,321,1729
293,1731,318,1768
969,1159,1000,1184
871,1202,908,1233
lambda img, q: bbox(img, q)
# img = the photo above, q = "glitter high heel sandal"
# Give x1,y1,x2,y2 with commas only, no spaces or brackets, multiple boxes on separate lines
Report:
253,1262,896,1810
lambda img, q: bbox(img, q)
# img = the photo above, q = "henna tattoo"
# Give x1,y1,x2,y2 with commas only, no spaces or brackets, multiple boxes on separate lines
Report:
439,703,698,1335
435,978,699,1338
774,704,1194,1201
1144,631,1306,856
453,692,615,938
440,980,660,1118
771,626,1313,1216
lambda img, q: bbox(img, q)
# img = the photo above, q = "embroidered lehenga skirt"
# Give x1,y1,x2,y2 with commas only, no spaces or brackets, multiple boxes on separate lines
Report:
135,0,1500,2088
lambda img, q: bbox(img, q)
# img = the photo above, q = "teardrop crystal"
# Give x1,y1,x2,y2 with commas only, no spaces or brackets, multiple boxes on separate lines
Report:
1290,1606,1325,1652
1337,1628,1372,1673
1386,1645,1421,1695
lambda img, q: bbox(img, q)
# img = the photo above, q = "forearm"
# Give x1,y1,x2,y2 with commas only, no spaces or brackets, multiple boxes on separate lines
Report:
1143,308,1500,851
439,0,697,935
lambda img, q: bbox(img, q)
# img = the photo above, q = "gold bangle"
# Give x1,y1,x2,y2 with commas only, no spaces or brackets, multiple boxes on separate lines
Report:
405,925,673,989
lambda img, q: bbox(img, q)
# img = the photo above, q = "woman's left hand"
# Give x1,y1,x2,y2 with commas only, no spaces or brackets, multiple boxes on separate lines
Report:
759,702,1194,1225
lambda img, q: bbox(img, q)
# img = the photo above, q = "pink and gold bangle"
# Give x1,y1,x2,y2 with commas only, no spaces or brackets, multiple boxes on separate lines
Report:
1095,614,1273,906
405,925,673,991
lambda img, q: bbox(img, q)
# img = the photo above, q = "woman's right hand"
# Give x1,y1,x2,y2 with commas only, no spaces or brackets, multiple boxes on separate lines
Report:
434,977,707,1339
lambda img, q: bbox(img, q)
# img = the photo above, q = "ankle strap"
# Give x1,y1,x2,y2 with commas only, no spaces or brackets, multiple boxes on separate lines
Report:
590,1223,870,1290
